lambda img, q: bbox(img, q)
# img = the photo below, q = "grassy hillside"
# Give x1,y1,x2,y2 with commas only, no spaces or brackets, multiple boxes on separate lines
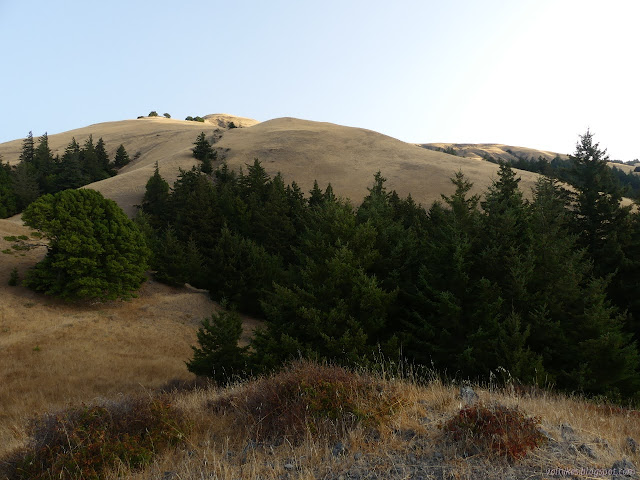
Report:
2,117,639,479
2,360,638,479
0,116,544,217
422,143,567,163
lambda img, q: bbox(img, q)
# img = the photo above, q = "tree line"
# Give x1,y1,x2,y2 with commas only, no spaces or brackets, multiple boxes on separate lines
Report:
483,150,640,200
138,131,640,402
0,132,131,218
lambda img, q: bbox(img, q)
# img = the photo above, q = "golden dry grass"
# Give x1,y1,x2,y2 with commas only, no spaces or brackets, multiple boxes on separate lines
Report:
0,115,548,217
0,219,261,459
93,362,640,480
423,142,569,163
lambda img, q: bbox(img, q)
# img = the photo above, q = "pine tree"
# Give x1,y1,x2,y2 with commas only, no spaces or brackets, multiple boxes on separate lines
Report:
0,158,18,218
95,137,115,176
570,130,629,277
22,189,150,300
187,309,249,384
308,180,324,207
192,132,215,162
33,133,56,193
141,162,170,229
19,131,34,164
12,161,40,210
114,144,131,168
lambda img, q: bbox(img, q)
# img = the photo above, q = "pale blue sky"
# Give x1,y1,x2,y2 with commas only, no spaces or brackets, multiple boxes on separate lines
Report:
1,0,638,159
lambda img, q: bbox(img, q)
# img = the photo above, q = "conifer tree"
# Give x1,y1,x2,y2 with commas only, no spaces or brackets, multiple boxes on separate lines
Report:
187,309,249,384
141,162,171,230
114,144,131,168
95,137,115,176
12,161,40,210
0,158,18,218
19,131,34,164
192,132,215,162
32,133,55,192
22,189,150,301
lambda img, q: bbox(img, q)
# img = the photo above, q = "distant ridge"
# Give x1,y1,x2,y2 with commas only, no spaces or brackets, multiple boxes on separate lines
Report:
0,115,545,216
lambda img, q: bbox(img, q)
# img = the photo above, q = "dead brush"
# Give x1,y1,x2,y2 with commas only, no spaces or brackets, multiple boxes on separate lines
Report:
441,402,546,462
0,394,189,480
208,359,406,444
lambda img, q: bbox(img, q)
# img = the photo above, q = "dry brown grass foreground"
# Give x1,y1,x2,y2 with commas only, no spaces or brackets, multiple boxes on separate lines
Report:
0,218,261,459
6,360,634,480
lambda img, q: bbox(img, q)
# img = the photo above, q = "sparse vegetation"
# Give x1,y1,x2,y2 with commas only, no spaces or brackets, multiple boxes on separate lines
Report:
442,403,546,461
3,396,188,479
8,267,19,286
148,111,158,117
163,112,171,118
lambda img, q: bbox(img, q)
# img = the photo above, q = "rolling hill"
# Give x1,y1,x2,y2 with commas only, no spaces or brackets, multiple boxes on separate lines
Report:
0,115,547,217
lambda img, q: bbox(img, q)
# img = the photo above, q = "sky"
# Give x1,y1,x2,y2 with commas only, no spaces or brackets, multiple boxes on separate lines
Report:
1,0,638,160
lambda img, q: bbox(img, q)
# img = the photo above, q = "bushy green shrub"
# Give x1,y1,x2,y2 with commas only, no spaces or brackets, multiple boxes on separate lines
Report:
148,111,158,117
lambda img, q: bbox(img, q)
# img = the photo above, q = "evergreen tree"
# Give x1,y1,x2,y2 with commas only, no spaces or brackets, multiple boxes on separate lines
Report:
19,131,35,164
33,133,56,192
570,130,629,278
192,132,215,162
0,158,18,218
95,137,115,176
12,161,40,210
55,139,88,191
205,225,282,315
114,144,131,168
187,309,249,384
308,180,324,207
152,226,188,287
141,162,171,229
22,189,150,301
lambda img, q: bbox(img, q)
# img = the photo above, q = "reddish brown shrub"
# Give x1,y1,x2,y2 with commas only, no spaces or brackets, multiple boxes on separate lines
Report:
442,403,546,461
1,395,189,480
210,360,399,443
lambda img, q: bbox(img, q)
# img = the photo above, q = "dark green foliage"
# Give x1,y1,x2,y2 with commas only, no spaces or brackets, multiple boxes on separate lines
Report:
11,162,40,211
0,158,18,217
18,131,34,164
1,132,120,219
22,189,150,301
136,151,640,401
114,144,131,168
148,110,158,117
163,112,171,118
4,396,188,479
185,115,205,122
187,309,249,384
205,226,282,315
8,267,19,286
192,132,216,163
141,162,170,229
228,121,237,129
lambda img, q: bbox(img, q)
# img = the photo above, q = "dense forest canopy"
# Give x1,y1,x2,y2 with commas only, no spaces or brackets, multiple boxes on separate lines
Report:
139,131,640,402
0,132,130,218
